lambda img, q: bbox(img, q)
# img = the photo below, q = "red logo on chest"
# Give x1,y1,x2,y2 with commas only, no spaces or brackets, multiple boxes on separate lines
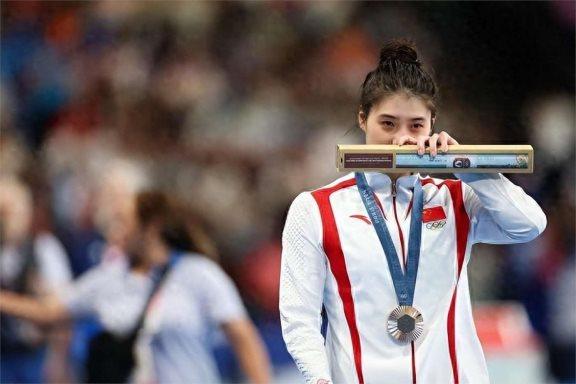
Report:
422,206,446,223
349,214,372,225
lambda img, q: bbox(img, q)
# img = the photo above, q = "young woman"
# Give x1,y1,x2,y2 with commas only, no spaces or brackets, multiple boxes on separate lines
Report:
0,190,271,383
279,40,547,384
0,176,73,383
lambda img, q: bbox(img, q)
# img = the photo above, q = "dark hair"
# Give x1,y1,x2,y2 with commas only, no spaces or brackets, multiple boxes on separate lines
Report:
136,191,199,253
359,39,438,124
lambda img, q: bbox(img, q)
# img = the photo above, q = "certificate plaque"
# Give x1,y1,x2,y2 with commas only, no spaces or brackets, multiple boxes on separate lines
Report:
337,145,533,173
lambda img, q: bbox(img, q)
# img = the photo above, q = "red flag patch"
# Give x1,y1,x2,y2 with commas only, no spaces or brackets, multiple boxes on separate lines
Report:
422,206,446,223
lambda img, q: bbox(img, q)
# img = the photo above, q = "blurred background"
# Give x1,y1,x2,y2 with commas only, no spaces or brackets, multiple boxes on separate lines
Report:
0,1,574,383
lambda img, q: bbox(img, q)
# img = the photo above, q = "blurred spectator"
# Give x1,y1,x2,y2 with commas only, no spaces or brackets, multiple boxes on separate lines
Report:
91,158,151,266
0,190,271,383
0,176,73,383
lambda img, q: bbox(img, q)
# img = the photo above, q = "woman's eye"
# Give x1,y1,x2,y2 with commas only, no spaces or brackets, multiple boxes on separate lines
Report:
382,121,395,128
413,124,424,129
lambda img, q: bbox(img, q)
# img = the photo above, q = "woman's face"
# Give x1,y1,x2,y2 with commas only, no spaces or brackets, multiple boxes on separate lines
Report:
358,92,434,144
124,205,151,265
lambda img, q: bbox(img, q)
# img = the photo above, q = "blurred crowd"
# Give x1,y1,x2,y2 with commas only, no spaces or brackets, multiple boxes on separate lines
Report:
0,1,574,383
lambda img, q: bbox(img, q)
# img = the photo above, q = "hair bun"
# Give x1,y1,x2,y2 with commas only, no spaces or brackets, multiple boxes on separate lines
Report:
378,40,420,66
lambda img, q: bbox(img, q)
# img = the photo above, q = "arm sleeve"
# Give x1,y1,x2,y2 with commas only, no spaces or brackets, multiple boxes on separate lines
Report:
279,192,332,384
59,266,109,318
196,258,248,325
34,233,73,293
455,172,547,245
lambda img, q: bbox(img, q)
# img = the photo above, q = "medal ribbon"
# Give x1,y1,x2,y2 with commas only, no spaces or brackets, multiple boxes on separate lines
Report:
355,172,424,306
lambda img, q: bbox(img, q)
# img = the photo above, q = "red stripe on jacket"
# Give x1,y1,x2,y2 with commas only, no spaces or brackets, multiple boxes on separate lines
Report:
312,178,365,384
421,178,470,384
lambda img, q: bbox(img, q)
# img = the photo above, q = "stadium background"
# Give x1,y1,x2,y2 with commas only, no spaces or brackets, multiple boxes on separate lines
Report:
1,1,574,383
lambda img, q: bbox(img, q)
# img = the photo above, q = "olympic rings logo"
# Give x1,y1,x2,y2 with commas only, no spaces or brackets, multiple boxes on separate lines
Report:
425,220,446,230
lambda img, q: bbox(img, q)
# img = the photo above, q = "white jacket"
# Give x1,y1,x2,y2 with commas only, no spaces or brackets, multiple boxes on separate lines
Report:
279,172,546,384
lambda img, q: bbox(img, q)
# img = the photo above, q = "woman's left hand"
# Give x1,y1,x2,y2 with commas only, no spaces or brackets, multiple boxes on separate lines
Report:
416,131,459,157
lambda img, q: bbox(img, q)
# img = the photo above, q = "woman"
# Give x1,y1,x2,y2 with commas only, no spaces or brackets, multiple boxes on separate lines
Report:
279,40,547,384
0,190,271,383
0,176,73,384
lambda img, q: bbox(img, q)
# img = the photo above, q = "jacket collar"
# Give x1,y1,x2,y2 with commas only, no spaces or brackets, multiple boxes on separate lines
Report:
363,171,423,193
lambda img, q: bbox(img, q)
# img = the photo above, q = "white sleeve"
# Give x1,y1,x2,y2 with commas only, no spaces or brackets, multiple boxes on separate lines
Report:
196,258,247,325
279,192,332,384
34,233,72,293
60,266,110,318
455,172,547,245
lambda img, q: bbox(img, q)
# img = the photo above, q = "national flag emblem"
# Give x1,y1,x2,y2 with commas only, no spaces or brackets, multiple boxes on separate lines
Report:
422,206,446,223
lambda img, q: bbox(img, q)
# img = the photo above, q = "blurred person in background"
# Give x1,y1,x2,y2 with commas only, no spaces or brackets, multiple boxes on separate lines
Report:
0,176,73,383
0,190,271,383
279,40,547,384
91,158,151,267
500,95,576,383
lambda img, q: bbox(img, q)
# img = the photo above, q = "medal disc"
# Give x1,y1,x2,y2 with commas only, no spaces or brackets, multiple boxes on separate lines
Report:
387,305,424,343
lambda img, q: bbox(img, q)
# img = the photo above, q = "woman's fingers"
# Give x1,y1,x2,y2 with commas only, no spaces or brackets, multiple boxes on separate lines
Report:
416,135,428,156
394,135,418,146
398,135,418,145
447,135,459,145
391,132,458,157
438,132,449,153
427,133,440,157
438,131,459,153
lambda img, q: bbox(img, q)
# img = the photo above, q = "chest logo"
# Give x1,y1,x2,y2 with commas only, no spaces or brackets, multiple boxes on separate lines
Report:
425,220,446,230
350,214,372,225
423,206,446,222
423,206,447,230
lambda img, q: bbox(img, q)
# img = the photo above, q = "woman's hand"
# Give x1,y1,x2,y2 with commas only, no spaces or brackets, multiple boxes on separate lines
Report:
416,131,459,157
0,290,69,325
222,318,271,383
392,135,418,146
393,131,459,157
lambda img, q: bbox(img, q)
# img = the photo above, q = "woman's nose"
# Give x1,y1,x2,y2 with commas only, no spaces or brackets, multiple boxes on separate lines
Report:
392,126,411,142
